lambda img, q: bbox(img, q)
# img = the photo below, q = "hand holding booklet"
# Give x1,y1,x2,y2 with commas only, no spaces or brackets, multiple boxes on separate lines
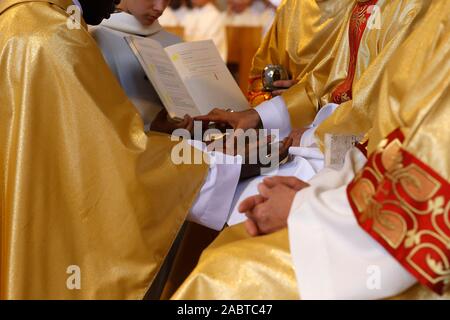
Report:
125,36,249,119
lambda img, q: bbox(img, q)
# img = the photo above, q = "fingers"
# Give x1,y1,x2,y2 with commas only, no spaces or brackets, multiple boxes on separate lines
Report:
185,117,194,134
269,137,292,164
263,176,308,191
179,115,194,131
244,203,279,236
152,109,168,124
257,182,272,198
272,79,299,96
263,176,298,188
245,202,266,223
157,108,168,117
272,89,287,97
288,130,302,147
244,219,260,237
238,194,265,213
273,79,298,88
194,108,229,123
281,136,293,153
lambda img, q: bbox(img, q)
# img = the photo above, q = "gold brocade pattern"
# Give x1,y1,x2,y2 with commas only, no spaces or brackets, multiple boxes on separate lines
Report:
364,0,450,178
0,0,208,299
348,130,450,294
330,0,378,104
247,0,353,108
313,0,435,147
171,224,299,300
392,284,450,300
346,0,450,296
171,224,449,300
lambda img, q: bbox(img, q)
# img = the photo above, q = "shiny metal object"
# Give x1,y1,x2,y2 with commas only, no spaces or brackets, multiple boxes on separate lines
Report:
262,64,289,92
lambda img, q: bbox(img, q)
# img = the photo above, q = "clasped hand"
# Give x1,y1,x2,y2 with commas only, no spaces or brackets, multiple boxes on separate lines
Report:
238,176,309,236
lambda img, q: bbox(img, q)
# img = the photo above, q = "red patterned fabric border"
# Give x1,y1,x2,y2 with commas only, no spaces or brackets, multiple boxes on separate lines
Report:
331,0,379,104
347,129,450,294
355,139,369,158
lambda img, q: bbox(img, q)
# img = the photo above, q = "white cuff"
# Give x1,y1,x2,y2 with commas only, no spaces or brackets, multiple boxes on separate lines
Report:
255,96,292,140
300,103,339,147
287,148,416,299
188,140,242,231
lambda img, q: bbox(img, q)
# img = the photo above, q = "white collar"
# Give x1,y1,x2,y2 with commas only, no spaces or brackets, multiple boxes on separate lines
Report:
72,0,83,14
100,12,162,36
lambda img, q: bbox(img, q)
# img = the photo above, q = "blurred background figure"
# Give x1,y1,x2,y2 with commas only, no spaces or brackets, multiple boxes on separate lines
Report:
159,0,192,27
226,0,275,36
160,0,227,61
182,0,228,60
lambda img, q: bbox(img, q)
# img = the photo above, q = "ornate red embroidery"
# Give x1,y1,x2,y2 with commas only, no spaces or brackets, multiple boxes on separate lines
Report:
347,129,450,294
331,0,379,104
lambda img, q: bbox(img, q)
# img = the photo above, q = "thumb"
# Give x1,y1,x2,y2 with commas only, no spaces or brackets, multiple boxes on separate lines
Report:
263,176,307,191
257,182,273,198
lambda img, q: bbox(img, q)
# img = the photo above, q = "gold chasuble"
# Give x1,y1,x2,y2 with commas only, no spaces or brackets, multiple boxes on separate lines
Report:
347,2,450,295
281,0,435,130
171,0,450,300
315,0,443,145
0,0,208,299
247,0,353,106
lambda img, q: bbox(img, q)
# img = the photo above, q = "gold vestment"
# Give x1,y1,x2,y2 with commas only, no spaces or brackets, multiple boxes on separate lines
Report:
0,0,208,299
247,0,353,106
283,0,433,130
171,0,450,299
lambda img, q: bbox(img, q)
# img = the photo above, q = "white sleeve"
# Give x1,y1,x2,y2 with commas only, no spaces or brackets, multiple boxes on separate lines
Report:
188,140,242,231
255,96,292,140
287,148,416,300
300,103,339,147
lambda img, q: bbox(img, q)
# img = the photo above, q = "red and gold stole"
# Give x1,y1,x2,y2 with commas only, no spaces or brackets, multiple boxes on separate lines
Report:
347,129,450,294
331,0,378,104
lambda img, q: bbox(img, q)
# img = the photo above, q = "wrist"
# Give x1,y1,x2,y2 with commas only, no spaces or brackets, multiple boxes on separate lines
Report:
248,109,263,129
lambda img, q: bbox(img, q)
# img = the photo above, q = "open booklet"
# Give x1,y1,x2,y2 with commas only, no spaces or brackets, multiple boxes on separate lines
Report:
125,36,250,119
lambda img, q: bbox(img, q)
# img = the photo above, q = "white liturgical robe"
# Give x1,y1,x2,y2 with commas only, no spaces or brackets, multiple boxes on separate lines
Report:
158,6,190,27
226,1,275,37
288,148,417,299
182,3,228,61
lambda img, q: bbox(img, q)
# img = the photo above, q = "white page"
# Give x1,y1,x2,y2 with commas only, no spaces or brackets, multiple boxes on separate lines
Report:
125,36,199,119
164,40,249,115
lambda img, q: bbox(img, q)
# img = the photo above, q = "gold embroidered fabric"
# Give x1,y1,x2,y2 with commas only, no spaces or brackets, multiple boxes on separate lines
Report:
171,225,449,299
281,0,429,131
0,0,208,299
171,224,299,300
315,0,442,148
347,0,450,294
247,0,353,107
171,0,450,299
